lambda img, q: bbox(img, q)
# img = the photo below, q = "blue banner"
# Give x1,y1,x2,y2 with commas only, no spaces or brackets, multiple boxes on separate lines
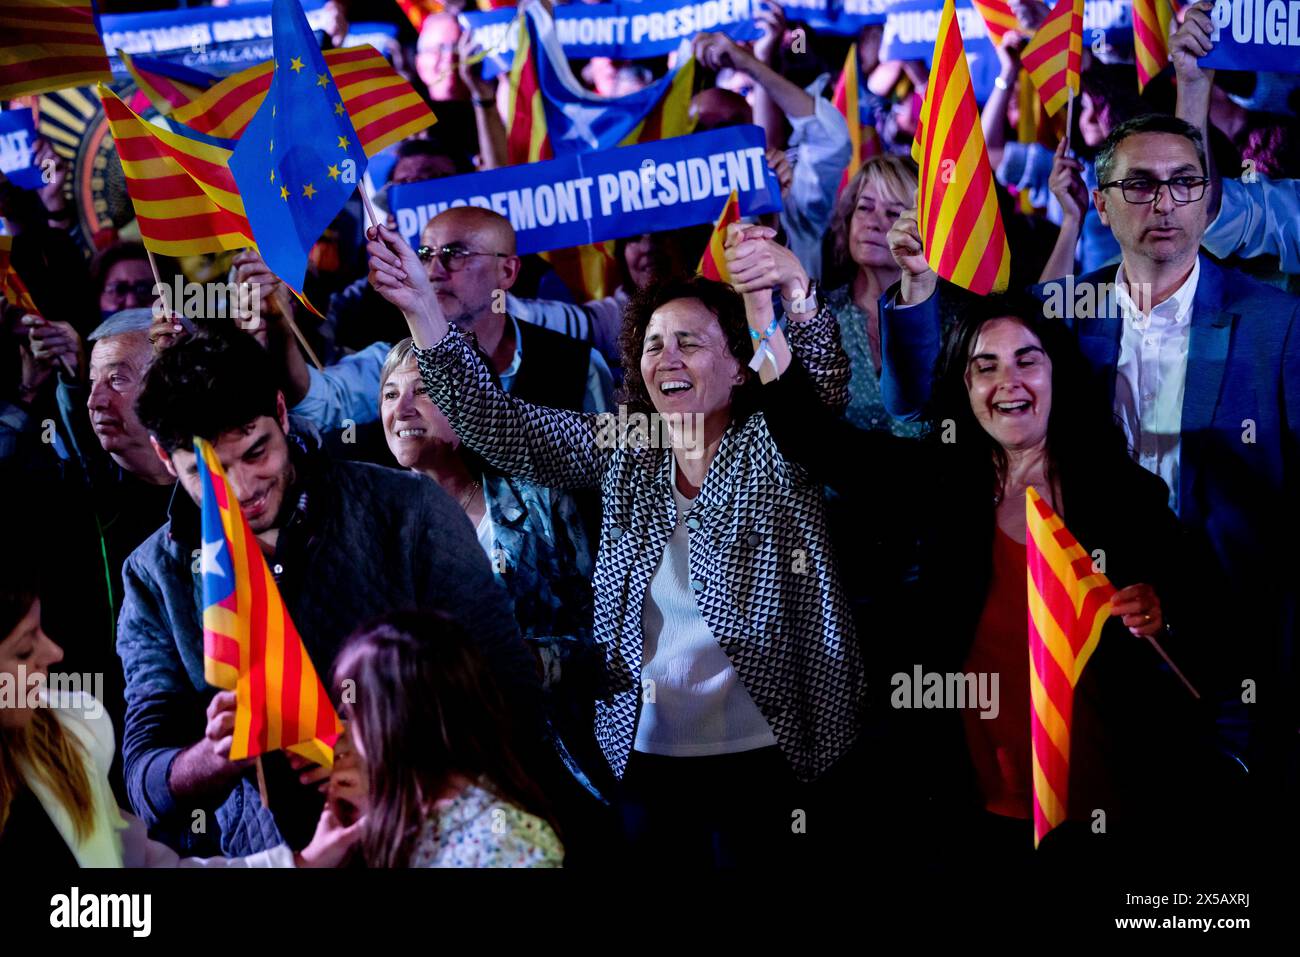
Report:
0,110,41,191
99,0,334,78
782,0,887,34
390,125,782,254
1201,0,1300,74
882,0,1133,60
464,0,764,79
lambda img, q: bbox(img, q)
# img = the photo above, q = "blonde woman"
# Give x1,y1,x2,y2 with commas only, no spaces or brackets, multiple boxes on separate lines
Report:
828,156,926,437
0,559,359,868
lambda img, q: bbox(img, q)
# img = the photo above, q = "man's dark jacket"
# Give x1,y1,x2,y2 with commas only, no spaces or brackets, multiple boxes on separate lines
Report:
117,432,539,855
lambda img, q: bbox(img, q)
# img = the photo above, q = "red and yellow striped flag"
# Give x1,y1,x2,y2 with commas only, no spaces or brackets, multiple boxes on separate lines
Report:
0,0,111,99
912,0,1011,295
1026,487,1116,847
506,13,551,165
165,45,435,156
98,85,254,257
698,189,741,284
1019,0,1082,116
971,0,1020,43
0,234,41,316
1133,0,1175,92
833,43,881,195
119,51,215,115
197,437,342,767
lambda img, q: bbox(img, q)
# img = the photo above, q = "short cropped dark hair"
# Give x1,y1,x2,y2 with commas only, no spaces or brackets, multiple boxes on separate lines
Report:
136,328,280,454
617,274,760,423
1094,113,1207,186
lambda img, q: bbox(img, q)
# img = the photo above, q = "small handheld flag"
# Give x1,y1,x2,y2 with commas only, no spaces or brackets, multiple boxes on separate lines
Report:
197,437,341,767
228,0,371,312
0,0,111,99
1133,0,1175,92
119,52,217,115
698,190,742,285
0,235,41,317
832,43,880,195
912,0,1011,295
1025,487,1116,847
1019,0,1083,117
98,85,254,258
166,45,435,155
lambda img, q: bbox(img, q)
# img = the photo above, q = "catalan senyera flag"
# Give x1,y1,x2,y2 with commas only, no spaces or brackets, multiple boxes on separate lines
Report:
98,85,253,257
971,0,1020,43
1133,0,1175,92
0,234,41,316
698,189,741,284
1018,0,1083,116
0,0,111,99
163,45,434,156
912,0,1011,295
119,51,217,115
197,437,341,767
1026,487,1117,848
832,44,880,195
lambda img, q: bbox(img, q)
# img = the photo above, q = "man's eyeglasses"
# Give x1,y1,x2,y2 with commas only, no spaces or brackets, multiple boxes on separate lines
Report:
416,244,510,271
103,280,156,300
1098,176,1210,205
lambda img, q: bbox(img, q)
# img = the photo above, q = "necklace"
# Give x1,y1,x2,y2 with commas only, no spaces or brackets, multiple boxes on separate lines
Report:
458,480,481,510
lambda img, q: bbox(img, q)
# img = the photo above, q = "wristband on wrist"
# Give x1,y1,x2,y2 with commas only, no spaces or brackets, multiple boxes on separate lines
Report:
781,280,819,315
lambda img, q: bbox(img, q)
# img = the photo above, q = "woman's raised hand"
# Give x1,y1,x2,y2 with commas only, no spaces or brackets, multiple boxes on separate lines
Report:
366,224,447,348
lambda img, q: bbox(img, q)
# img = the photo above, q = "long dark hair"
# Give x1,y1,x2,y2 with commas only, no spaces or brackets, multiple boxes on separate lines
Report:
331,611,556,869
929,293,1128,500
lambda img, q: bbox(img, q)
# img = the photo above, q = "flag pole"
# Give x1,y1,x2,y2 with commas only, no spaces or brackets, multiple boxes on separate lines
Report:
359,186,381,232
1143,631,1202,700
1065,87,1074,155
255,755,270,809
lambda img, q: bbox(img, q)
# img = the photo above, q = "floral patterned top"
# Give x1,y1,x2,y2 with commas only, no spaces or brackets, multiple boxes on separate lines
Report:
826,285,926,438
408,781,564,868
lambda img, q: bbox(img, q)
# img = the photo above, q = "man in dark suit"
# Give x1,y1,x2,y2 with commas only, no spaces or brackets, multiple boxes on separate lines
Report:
879,113,1299,817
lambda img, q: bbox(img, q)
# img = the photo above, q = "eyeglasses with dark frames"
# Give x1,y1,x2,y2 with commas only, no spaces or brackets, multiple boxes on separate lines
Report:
1098,176,1210,205
416,243,511,271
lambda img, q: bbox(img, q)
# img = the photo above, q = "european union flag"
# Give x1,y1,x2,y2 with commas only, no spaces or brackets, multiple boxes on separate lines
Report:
526,5,690,155
228,0,366,303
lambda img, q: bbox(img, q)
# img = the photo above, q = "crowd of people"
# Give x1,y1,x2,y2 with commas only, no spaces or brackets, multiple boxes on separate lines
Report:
1,0,1297,875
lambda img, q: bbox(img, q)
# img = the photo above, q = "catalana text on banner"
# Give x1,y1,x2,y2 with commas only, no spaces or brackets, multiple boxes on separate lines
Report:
100,0,332,77
1201,0,1300,73
463,0,762,79
390,125,782,255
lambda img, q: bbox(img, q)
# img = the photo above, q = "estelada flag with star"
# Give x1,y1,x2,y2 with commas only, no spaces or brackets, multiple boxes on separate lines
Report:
228,0,368,314
197,437,341,767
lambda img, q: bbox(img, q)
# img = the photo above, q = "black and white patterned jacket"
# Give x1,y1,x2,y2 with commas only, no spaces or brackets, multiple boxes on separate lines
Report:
415,306,863,782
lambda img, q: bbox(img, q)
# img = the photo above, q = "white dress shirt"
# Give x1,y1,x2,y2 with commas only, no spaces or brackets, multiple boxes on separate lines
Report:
1112,259,1200,514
